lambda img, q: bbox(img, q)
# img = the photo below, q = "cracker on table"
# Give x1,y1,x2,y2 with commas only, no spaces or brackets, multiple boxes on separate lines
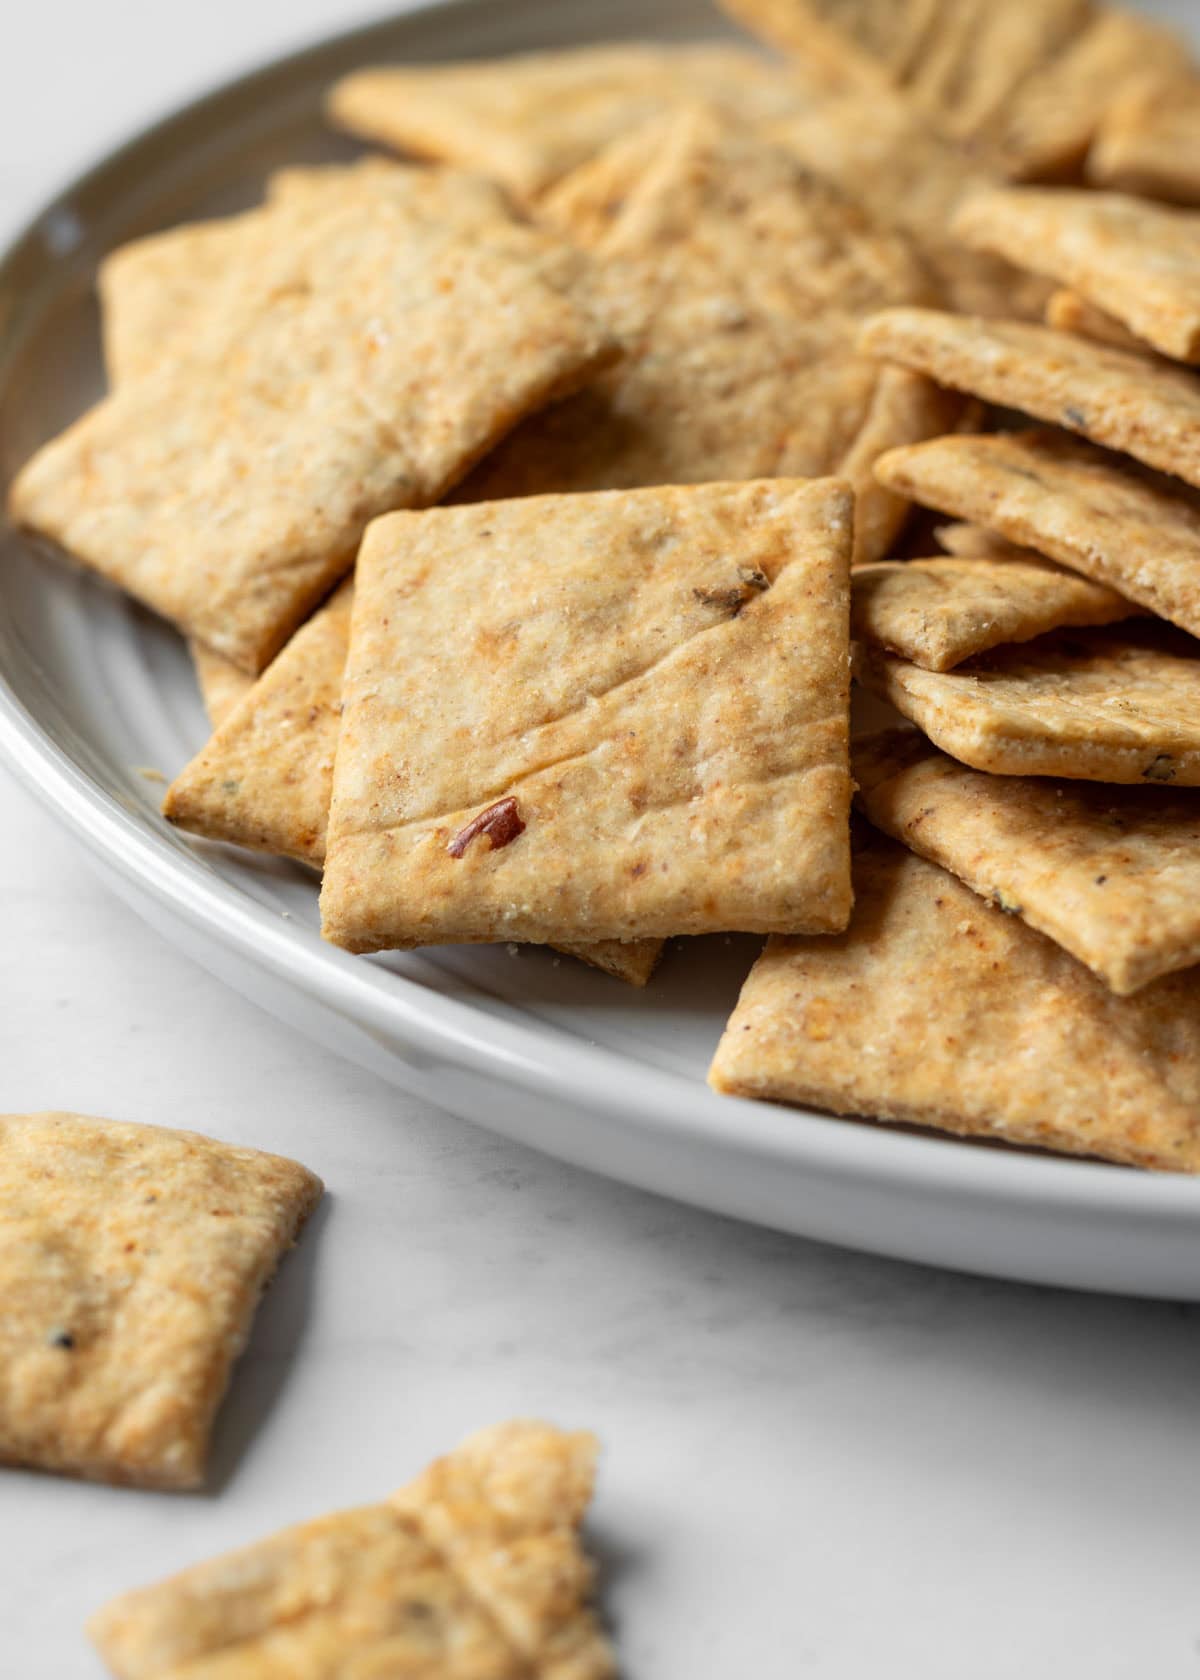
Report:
11,167,615,674
89,1419,614,1679
851,554,1131,672
460,109,954,565
874,428,1200,641
955,186,1200,364
855,728,1200,996
859,307,1200,491
1044,289,1149,355
709,830,1200,1173
321,480,854,953
1088,71,1200,207
854,622,1200,786
327,41,834,202
0,1112,320,1489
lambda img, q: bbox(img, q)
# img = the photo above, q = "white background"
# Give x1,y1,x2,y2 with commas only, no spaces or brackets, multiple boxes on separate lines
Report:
4,2,1200,1675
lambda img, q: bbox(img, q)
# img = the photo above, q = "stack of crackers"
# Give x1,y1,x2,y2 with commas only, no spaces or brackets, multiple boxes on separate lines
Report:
12,0,1200,1183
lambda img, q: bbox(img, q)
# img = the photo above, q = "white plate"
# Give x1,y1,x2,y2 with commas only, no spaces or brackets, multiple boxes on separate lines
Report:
1,0,1198,1299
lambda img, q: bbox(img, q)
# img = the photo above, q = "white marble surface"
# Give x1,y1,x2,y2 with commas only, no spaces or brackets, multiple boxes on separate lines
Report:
5,2,1200,1674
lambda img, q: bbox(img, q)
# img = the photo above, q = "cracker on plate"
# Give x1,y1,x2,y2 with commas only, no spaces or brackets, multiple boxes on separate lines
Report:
188,642,254,729
11,167,615,674
321,479,854,953
327,41,834,202
855,728,1200,996
955,187,1200,364
1088,71,1200,207
859,307,1200,491
851,554,1131,672
874,428,1200,640
1044,288,1149,354
855,622,1200,786
0,1112,321,1489
89,1419,614,1679
709,830,1200,1173
459,109,955,564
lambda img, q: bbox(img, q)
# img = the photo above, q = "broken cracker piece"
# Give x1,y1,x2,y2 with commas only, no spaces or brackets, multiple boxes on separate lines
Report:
709,830,1200,1173
89,1419,614,1679
855,728,1200,996
321,479,854,953
0,1112,320,1489
934,522,1040,562
1045,289,1149,355
854,622,1200,786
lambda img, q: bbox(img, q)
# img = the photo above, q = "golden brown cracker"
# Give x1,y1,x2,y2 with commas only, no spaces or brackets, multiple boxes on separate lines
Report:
1045,288,1149,354
1088,71,1200,207
189,642,253,729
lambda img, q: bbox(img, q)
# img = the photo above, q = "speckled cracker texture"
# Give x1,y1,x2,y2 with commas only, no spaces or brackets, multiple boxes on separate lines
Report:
11,167,614,674
851,554,1131,671
874,428,1200,641
710,831,1200,1172
460,109,955,565
89,1419,614,1679
860,307,1200,491
855,728,1200,996
321,479,854,953
0,1112,321,1489
854,623,1200,786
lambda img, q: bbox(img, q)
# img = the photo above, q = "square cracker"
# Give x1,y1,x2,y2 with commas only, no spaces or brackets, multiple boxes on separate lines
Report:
1044,289,1149,355
321,479,854,954
855,728,1200,996
955,186,1200,364
163,587,659,988
859,307,1200,492
326,41,833,202
0,1111,320,1489
1088,72,1200,207
459,109,956,566
11,167,614,674
874,428,1200,642
89,1419,614,1679
709,830,1200,1173
851,554,1131,672
854,622,1200,786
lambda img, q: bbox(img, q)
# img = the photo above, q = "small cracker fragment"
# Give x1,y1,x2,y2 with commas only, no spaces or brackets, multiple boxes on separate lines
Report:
955,187,1200,364
189,642,253,729
1088,72,1200,207
327,41,834,201
855,728,1200,996
89,1419,614,1679
859,307,1200,491
851,554,1131,671
1045,289,1149,355
321,480,854,953
709,830,1200,1173
12,167,614,674
935,522,1039,562
0,1112,321,1489
875,428,1200,641
855,622,1200,786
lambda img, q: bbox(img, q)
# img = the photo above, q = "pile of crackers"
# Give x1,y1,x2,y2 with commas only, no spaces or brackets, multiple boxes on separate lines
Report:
12,0,1200,1182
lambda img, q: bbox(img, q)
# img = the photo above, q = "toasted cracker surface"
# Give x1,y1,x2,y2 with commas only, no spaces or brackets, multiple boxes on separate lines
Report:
860,307,1200,490
1089,72,1200,207
12,167,613,673
460,110,950,564
855,622,1200,785
956,187,1200,363
189,643,254,729
89,1419,613,1679
0,1112,320,1489
855,728,1200,996
851,554,1130,671
875,428,1200,640
1045,288,1149,353
709,830,1200,1172
934,522,1040,561
321,480,854,952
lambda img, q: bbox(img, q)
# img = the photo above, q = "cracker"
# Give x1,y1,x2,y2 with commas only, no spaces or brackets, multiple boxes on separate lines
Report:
1044,288,1149,354
875,428,1200,641
1088,72,1200,207
460,110,952,565
851,554,1131,672
854,622,1200,786
321,480,854,953
955,186,1200,364
934,522,1039,561
89,1419,614,1678
855,728,1200,996
0,1111,320,1489
327,41,833,202
709,830,1200,1173
11,168,614,674
189,643,253,728
858,307,1200,491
